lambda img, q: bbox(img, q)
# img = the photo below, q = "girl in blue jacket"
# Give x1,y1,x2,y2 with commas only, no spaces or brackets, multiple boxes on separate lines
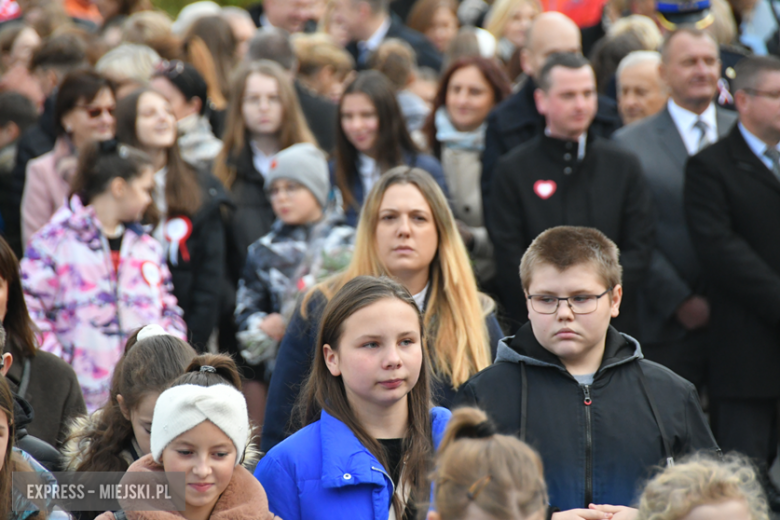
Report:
254,275,452,520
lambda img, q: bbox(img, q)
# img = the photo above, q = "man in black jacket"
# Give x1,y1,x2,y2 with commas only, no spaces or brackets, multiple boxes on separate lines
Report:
488,52,653,333
685,55,780,509
333,0,442,71
481,12,622,222
457,226,717,515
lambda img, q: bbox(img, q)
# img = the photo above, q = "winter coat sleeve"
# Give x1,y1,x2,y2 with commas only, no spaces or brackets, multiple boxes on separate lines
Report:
488,153,528,323
157,261,188,340
21,160,55,247
480,109,505,231
260,293,325,453
20,242,67,361
235,243,272,333
58,369,87,447
254,454,301,520
681,384,720,456
185,208,225,348
642,249,693,319
685,152,780,325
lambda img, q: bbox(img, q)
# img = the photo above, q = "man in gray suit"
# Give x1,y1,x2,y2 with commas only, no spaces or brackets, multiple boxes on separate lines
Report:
613,27,737,388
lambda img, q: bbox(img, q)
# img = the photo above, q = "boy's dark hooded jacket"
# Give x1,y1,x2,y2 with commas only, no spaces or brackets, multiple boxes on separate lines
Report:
455,323,718,511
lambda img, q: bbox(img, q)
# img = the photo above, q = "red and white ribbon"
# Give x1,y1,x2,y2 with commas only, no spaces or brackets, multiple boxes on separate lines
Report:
164,216,192,266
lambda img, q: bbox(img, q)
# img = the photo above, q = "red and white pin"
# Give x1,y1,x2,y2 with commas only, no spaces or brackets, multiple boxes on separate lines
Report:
164,216,193,265
533,180,557,200
141,261,162,287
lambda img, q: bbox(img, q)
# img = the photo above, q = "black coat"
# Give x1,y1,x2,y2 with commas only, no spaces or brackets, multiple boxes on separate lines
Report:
167,169,232,351
295,81,337,153
481,78,622,226
487,133,654,333
2,93,56,258
684,124,780,398
346,15,443,72
224,143,276,285
14,394,62,472
455,323,718,511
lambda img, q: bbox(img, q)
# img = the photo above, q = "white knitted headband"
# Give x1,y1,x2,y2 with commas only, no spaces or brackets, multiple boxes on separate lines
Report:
136,324,170,342
150,384,249,465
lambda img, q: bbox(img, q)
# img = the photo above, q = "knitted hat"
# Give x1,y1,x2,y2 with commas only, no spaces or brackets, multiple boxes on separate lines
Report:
150,384,249,465
265,143,330,209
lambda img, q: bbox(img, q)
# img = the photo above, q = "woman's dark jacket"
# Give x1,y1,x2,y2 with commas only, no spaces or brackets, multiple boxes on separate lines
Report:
167,168,232,350
455,323,718,511
329,152,450,227
260,289,503,453
223,143,276,284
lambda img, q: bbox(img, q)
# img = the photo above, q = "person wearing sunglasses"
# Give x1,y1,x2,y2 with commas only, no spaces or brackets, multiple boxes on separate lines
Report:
21,70,116,246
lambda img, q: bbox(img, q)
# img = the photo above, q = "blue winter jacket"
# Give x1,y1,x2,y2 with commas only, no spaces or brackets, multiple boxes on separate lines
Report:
255,407,452,520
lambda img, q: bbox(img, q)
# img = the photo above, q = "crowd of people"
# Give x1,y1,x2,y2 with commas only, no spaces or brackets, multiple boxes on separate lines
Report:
0,0,779,518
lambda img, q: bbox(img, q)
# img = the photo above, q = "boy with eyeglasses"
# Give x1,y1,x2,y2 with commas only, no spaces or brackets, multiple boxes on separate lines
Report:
456,226,718,519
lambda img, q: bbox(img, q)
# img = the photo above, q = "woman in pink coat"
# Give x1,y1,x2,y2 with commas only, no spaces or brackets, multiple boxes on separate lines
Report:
21,70,116,246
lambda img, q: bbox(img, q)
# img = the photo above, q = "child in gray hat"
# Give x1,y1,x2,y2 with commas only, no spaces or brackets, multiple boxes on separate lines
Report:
234,143,355,379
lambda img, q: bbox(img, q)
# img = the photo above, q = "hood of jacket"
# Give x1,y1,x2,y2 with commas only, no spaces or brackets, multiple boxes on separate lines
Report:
47,194,147,246
495,322,643,376
123,454,280,520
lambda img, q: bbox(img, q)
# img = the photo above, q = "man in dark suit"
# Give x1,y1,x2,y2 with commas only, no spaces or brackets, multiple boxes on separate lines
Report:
488,52,654,333
332,0,442,71
613,29,737,388
481,12,621,231
685,55,780,510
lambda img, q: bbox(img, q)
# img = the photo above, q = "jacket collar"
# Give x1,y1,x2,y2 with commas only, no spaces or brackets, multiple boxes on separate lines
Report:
56,194,145,244
495,322,643,376
319,409,389,489
726,123,780,194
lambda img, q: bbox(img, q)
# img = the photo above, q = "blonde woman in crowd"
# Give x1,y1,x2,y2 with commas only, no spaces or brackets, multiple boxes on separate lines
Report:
484,0,540,65
291,32,355,103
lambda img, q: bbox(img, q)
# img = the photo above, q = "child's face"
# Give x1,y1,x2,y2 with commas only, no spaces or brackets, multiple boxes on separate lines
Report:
242,73,284,137
525,263,621,375
269,178,323,226
324,297,423,415
115,167,155,223
119,391,158,456
161,420,237,518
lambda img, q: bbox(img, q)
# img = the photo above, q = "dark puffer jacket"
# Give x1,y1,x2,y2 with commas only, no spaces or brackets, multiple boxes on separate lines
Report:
455,323,718,511
166,169,232,350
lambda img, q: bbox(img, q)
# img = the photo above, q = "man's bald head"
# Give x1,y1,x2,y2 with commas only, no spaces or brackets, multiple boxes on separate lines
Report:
522,12,582,79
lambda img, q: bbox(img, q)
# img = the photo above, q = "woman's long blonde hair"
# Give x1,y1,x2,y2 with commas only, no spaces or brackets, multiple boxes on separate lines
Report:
304,166,494,387
214,60,317,188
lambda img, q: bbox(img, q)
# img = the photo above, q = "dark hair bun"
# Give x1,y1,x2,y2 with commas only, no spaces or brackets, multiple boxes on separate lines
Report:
173,353,242,390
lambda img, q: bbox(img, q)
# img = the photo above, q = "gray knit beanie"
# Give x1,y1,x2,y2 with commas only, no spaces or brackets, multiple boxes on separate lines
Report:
265,143,330,209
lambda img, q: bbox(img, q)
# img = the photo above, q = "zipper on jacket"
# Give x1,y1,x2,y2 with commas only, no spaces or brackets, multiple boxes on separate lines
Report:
582,384,593,506
371,465,396,496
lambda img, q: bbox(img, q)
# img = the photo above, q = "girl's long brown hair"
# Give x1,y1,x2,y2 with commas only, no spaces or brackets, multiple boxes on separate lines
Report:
67,332,197,473
297,275,433,519
334,71,420,212
214,60,317,189
115,89,202,221
0,236,38,359
0,374,16,519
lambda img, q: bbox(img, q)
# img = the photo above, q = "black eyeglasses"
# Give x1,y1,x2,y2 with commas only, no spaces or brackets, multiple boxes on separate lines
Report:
77,105,115,119
527,288,613,315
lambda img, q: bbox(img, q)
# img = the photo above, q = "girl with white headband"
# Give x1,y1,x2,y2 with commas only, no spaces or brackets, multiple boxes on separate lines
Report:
97,352,277,520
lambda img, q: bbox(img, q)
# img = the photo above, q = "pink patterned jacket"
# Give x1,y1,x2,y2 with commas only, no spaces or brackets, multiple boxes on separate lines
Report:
21,195,187,413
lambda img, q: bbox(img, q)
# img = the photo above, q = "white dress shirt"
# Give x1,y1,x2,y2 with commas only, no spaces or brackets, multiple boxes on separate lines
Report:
249,141,274,179
357,16,391,63
738,122,780,171
667,99,718,156
358,153,380,195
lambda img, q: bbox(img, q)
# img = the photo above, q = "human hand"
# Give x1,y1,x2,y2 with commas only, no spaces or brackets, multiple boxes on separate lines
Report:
455,220,474,249
589,504,638,520
94,513,115,520
552,508,614,520
259,313,286,341
675,295,710,330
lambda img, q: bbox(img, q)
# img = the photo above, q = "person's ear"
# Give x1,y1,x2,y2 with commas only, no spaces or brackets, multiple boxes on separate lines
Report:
60,110,77,135
426,512,441,520
323,344,341,376
109,177,128,199
520,47,532,76
3,122,19,142
117,394,131,421
188,97,202,117
534,88,547,115
0,353,13,376
658,61,667,86
610,284,622,318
